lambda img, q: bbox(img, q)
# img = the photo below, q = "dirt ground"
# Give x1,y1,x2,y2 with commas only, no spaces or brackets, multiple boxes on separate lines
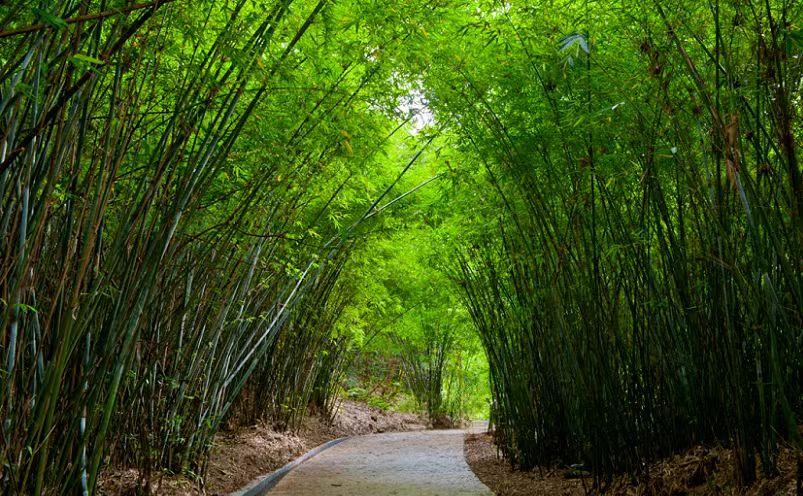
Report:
464,432,801,496
99,401,425,495
464,433,585,496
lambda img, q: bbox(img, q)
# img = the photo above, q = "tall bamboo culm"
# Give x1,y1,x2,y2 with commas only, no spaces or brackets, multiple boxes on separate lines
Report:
447,0,801,488
0,0,367,492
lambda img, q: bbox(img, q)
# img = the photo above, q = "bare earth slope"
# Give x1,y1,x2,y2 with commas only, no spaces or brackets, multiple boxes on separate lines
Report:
99,401,424,495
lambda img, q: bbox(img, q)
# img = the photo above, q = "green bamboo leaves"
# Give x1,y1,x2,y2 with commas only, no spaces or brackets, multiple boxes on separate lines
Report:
437,0,802,487
0,0,393,492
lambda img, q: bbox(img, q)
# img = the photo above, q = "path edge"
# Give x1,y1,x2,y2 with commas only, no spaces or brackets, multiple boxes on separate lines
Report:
228,437,349,496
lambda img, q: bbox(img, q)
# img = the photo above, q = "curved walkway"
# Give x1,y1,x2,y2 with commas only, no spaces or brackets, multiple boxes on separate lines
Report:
267,429,493,495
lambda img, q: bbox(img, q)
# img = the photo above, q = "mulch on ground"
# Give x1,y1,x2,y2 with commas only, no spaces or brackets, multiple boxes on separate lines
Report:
464,433,585,496
464,432,800,496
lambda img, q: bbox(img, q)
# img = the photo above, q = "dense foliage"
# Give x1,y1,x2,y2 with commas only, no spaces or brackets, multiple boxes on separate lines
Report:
417,0,802,488
0,1,455,492
0,0,800,494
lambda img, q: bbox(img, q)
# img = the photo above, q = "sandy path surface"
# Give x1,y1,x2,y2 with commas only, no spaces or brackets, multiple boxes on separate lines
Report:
267,429,493,495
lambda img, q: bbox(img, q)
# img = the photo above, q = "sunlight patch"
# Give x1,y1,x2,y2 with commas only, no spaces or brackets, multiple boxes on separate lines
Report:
397,87,435,135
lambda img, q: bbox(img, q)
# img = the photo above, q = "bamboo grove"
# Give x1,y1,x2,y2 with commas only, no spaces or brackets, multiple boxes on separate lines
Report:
1,0,802,494
434,0,803,487
0,0,441,492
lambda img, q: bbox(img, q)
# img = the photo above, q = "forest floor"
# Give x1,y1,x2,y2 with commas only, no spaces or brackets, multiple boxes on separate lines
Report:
464,432,800,496
99,401,426,495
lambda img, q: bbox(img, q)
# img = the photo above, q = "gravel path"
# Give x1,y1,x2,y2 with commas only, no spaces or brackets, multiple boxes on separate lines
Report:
267,429,493,495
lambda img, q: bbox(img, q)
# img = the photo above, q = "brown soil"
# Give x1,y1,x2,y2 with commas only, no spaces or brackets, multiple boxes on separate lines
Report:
330,400,426,436
99,401,425,495
464,432,801,496
464,433,585,496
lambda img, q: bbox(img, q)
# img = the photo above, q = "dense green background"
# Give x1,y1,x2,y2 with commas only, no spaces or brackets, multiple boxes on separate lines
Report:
0,0,800,493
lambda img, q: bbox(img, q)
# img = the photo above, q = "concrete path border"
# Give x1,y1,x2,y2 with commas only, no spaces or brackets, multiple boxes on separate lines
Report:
228,437,348,496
